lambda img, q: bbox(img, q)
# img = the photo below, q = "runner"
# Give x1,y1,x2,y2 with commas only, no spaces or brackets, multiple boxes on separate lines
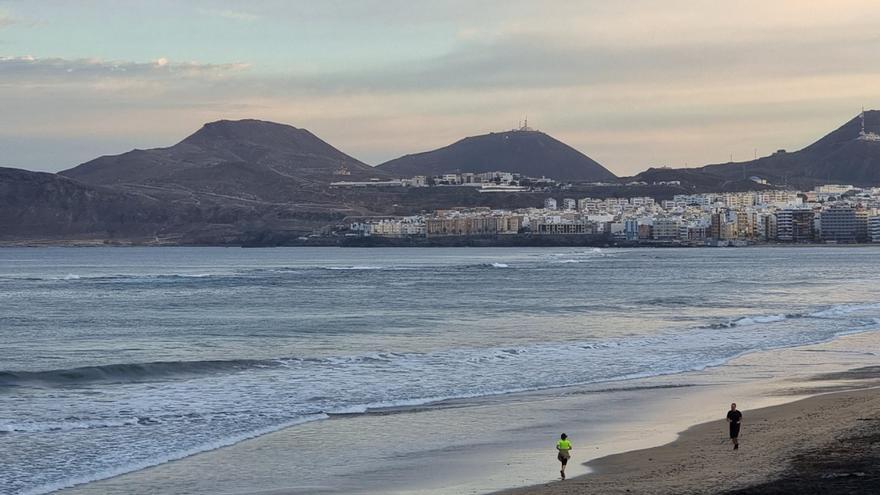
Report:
556,433,572,479
727,402,743,450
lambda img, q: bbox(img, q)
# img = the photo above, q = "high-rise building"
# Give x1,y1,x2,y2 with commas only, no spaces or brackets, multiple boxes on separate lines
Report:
562,198,577,211
652,218,680,241
709,213,722,239
775,209,814,242
870,216,880,243
855,209,869,242
819,206,857,243
543,198,557,210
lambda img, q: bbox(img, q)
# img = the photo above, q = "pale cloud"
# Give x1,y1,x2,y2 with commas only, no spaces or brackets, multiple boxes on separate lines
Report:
0,11,15,28
218,10,259,22
201,8,260,22
0,56,250,84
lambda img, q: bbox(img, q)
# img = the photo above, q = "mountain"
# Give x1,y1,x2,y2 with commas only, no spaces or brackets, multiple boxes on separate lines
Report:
61,119,391,191
377,128,617,182
0,167,179,241
697,110,880,187
625,166,773,194
0,165,373,244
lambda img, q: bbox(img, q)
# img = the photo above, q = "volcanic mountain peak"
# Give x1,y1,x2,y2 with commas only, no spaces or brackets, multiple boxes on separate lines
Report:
61,119,386,186
180,119,334,154
378,128,617,182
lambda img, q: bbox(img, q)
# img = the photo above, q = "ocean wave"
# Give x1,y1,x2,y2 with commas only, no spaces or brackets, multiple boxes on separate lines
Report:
702,302,880,329
5,262,534,283
0,359,275,388
0,417,141,434
640,296,706,307
809,303,880,318
4,272,231,282
705,313,801,329
8,302,878,390
17,413,329,495
323,265,384,271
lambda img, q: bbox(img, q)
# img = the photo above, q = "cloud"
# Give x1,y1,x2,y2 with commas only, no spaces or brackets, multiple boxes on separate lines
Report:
0,13,15,28
0,55,250,83
286,26,880,95
216,10,259,22
201,9,260,22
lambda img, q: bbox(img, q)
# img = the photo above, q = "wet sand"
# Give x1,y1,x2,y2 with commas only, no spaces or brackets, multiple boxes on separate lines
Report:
56,333,880,495
500,367,880,495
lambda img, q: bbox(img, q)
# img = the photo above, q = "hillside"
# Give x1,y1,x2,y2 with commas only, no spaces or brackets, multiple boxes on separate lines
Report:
377,129,617,182
61,120,391,193
0,167,178,240
699,110,880,187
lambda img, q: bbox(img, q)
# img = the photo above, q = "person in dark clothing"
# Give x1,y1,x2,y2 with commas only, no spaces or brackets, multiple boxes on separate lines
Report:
727,402,742,450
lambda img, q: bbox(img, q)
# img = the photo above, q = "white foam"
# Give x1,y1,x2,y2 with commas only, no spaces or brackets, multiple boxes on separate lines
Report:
810,303,880,318
0,417,139,433
325,265,383,271
18,413,329,495
732,314,788,326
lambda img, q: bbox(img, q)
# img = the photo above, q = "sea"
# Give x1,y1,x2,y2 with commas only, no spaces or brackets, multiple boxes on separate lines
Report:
1,246,879,495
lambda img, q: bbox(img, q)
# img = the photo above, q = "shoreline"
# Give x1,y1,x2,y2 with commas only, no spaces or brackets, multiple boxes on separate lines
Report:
498,369,880,495
2,240,880,248
53,331,880,495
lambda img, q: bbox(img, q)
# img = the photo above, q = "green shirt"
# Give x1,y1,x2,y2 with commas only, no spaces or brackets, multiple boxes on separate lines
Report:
557,439,572,451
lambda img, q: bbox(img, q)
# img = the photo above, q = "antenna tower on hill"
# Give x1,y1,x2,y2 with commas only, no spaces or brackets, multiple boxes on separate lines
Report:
857,107,880,141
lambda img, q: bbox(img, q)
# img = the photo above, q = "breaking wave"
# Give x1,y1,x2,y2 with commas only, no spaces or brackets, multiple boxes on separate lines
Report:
0,359,275,388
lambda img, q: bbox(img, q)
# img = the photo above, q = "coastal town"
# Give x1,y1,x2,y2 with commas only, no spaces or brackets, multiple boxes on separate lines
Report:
345,180,880,245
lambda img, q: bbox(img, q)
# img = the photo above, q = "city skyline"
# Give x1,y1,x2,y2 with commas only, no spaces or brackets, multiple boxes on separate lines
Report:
2,1,880,174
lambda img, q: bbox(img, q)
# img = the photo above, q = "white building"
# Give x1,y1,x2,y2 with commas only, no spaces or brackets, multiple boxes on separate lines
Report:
441,174,460,185
562,198,577,211
544,198,558,210
815,184,854,195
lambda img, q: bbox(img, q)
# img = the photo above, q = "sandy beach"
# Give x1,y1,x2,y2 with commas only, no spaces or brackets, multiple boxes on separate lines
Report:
53,330,880,495
501,368,880,495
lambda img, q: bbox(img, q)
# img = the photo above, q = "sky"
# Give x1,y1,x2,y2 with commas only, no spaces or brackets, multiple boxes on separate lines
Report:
2,1,880,176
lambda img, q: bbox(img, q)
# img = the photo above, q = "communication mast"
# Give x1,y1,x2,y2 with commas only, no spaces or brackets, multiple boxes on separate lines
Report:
857,107,880,141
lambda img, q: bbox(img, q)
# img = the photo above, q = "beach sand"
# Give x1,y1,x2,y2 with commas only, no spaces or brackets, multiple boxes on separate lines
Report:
500,367,880,495
56,333,880,495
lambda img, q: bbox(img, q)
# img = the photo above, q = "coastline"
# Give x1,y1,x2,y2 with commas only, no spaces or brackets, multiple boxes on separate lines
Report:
2,239,880,248
53,331,880,495
498,375,880,495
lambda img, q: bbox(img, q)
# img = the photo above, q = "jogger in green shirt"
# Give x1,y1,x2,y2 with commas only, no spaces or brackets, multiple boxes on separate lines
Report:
556,433,572,480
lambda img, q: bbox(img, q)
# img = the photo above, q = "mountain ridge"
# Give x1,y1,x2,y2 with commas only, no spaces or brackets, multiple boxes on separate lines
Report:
695,110,880,187
377,129,618,182
60,119,389,188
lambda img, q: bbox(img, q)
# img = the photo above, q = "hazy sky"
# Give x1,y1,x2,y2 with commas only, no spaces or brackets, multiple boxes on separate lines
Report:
2,1,880,175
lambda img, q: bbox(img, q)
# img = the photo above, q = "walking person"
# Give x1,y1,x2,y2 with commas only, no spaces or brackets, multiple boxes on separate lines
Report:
727,402,742,450
556,433,572,479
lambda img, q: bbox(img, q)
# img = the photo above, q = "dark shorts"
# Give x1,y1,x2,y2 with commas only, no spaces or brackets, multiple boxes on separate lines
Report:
557,453,569,465
730,423,741,439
